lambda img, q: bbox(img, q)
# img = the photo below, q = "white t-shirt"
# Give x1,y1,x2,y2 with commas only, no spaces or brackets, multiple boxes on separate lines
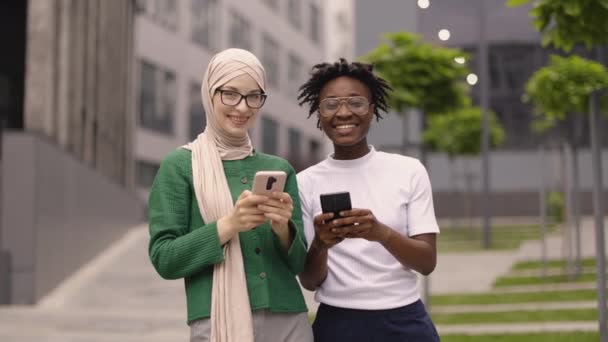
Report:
297,147,439,310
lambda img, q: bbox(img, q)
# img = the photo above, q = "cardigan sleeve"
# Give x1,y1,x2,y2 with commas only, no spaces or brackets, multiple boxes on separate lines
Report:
148,149,225,280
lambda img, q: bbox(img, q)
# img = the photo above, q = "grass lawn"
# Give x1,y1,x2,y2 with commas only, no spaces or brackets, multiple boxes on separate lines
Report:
494,273,597,287
438,224,556,252
513,258,598,270
431,308,596,324
430,289,597,306
441,332,598,342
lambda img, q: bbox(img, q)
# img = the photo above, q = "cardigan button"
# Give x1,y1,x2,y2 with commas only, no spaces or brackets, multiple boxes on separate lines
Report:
241,177,248,184
255,247,261,254
259,272,266,279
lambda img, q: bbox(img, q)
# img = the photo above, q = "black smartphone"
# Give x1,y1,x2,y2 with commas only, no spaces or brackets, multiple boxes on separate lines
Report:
320,191,352,220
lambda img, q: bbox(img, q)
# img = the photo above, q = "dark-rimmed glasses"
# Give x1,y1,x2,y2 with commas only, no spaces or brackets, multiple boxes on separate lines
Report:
318,96,370,117
216,89,267,109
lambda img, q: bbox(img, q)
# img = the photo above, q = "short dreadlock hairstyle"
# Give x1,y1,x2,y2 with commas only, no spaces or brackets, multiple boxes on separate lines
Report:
297,58,392,128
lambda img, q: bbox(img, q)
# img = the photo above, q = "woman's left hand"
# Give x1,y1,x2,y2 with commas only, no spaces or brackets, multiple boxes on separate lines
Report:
257,192,294,232
330,209,392,243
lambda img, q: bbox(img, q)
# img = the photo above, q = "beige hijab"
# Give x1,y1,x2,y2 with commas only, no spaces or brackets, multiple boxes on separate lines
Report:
183,48,266,342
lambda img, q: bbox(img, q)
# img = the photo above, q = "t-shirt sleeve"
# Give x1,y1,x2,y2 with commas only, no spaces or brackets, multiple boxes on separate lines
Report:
407,160,440,236
296,172,316,250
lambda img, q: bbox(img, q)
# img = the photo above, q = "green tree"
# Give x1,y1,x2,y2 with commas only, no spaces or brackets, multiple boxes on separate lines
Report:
424,106,505,157
509,2,608,334
362,32,470,116
507,0,608,52
423,106,505,230
525,55,608,126
525,56,608,270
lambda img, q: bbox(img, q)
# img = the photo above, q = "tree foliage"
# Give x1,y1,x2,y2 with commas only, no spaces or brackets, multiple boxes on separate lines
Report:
423,106,505,157
524,55,608,130
507,0,608,52
362,32,470,116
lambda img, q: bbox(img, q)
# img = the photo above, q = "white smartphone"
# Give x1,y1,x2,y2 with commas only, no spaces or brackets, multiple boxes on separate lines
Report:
252,171,287,195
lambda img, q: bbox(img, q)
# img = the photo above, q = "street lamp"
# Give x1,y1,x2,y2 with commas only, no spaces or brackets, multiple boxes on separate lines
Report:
466,73,479,86
590,84,607,341
417,0,430,9
438,29,451,41
478,0,492,249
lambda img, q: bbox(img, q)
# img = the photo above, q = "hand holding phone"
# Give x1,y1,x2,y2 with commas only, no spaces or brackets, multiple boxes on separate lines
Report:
252,171,293,242
252,171,287,195
320,191,352,221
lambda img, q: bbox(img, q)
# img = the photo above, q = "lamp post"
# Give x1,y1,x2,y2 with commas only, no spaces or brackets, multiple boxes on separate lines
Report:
589,84,607,341
478,0,491,249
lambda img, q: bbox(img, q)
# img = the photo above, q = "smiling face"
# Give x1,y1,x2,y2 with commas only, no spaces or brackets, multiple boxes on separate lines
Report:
318,76,375,160
212,74,264,137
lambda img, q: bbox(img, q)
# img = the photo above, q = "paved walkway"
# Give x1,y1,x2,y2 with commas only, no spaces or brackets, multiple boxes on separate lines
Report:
423,217,608,296
0,224,188,341
0,217,606,339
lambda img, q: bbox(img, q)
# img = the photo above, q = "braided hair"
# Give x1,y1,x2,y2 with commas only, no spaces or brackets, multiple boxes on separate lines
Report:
298,58,392,128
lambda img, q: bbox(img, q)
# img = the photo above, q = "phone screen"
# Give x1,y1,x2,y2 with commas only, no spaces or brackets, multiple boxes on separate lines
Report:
320,191,352,220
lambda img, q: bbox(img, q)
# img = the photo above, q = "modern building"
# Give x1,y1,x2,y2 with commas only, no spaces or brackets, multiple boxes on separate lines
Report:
1,0,143,305
355,0,608,218
0,0,356,304
133,0,353,198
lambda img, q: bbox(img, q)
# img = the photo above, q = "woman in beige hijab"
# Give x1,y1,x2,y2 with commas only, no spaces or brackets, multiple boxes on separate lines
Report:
148,48,313,342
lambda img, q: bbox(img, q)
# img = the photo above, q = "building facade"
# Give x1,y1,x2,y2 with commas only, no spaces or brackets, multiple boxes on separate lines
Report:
355,0,608,218
133,0,353,198
1,0,144,305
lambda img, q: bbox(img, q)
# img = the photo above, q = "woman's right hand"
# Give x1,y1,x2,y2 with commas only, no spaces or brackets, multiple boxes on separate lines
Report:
217,191,268,243
311,213,347,250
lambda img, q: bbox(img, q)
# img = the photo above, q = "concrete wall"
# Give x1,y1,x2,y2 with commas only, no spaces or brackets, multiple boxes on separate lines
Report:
377,144,608,218
133,0,338,196
416,0,540,46
24,0,135,189
1,132,145,304
354,0,418,57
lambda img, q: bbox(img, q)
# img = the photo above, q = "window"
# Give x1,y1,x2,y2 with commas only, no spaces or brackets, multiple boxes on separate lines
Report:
262,34,280,88
288,127,301,161
139,60,176,134
333,11,352,58
140,0,178,30
137,160,160,188
309,3,321,44
229,10,253,50
192,0,219,50
287,0,301,29
261,0,280,11
189,82,206,140
287,52,303,98
261,116,279,155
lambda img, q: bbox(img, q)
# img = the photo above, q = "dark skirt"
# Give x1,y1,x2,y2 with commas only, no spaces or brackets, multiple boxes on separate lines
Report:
312,300,440,342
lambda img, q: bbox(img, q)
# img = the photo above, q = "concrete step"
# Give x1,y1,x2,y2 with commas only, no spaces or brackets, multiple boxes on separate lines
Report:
0,306,188,341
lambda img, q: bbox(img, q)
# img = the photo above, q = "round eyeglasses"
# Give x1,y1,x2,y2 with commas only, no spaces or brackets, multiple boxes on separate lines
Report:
318,96,371,117
216,89,267,109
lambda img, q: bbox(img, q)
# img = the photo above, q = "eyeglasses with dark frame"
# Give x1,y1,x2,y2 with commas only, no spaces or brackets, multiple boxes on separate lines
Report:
215,89,267,109
318,96,371,117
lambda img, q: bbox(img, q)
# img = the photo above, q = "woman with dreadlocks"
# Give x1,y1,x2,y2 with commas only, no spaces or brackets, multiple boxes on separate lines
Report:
296,59,440,342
